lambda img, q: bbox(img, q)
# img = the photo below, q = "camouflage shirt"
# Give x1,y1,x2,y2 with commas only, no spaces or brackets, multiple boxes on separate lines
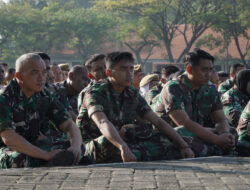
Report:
237,101,250,141
145,82,163,106
47,81,78,114
77,81,95,112
152,73,222,127
0,79,71,147
76,79,151,142
221,87,249,128
218,79,233,95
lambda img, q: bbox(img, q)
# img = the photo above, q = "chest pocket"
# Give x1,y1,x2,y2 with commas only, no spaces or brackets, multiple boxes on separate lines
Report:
197,90,213,116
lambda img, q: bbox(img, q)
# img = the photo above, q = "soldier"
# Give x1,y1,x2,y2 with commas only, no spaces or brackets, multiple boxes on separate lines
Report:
52,65,89,120
132,64,144,89
78,54,106,112
153,48,235,157
0,65,5,89
51,64,63,83
0,53,86,168
145,65,180,106
4,68,15,85
237,101,250,156
221,69,250,128
218,63,245,94
210,69,219,88
139,74,159,97
77,51,194,164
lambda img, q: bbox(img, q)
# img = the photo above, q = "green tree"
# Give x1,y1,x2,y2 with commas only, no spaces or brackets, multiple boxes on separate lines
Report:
98,0,221,63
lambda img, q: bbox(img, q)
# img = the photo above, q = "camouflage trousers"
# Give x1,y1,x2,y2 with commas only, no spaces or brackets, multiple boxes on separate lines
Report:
175,126,237,157
0,133,85,169
85,124,182,164
236,126,250,156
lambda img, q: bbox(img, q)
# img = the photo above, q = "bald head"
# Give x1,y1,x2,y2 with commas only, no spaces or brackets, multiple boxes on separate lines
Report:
69,65,88,77
68,65,89,93
16,53,43,73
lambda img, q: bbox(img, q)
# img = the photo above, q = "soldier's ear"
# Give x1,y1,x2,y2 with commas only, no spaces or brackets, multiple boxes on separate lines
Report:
106,69,111,77
88,73,95,80
15,72,22,81
186,65,192,75
69,72,73,80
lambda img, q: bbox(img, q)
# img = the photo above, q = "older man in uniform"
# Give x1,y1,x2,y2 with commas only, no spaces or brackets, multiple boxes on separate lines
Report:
0,53,86,168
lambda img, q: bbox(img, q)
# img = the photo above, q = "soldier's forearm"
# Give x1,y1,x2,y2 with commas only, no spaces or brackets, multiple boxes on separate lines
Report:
98,119,128,150
1,130,48,160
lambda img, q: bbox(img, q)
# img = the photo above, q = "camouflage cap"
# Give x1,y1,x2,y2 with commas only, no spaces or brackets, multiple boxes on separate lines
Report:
139,74,159,87
58,63,70,72
134,64,142,72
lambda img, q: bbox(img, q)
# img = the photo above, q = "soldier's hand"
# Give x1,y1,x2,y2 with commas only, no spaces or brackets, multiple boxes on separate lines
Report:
68,145,82,164
120,145,137,162
43,149,62,161
215,133,235,150
180,147,195,159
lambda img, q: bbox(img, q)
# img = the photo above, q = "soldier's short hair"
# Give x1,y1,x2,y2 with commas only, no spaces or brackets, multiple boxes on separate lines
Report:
105,51,134,69
230,63,245,74
69,65,87,78
184,48,214,68
15,53,42,72
34,52,51,61
85,54,105,72
161,65,180,78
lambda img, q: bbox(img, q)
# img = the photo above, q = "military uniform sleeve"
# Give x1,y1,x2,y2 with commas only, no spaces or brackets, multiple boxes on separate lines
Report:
161,82,184,114
222,92,242,128
0,96,15,133
84,89,105,118
211,86,223,112
47,96,71,129
136,94,152,118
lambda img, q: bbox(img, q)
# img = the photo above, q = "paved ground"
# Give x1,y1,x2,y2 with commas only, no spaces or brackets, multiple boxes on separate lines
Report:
0,156,250,190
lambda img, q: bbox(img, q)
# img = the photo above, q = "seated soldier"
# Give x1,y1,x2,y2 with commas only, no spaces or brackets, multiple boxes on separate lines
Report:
221,70,250,128
4,68,15,85
51,65,89,120
140,74,159,97
218,63,245,94
0,53,86,168
145,65,180,106
78,54,106,112
210,69,219,88
217,71,229,85
132,64,144,89
153,48,235,157
59,63,70,81
237,101,250,156
77,51,194,164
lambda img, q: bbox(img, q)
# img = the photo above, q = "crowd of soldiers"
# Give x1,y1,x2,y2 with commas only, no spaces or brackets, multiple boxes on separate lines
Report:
0,48,250,169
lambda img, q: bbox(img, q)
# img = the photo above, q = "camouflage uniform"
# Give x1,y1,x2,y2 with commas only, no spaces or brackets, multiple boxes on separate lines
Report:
46,81,78,115
0,80,77,168
152,73,236,157
78,81,95,112
236,101,250,156
218,79,233,95
145,82,163,106
77,79,182,163
221,87,249,128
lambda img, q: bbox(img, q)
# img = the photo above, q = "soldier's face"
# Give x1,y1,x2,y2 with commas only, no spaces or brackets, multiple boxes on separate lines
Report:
190,59,213,87
71,69,89,93
19,59,47,93
0,65,5,85
51,65,63,82
111,60,134,87
90,59,106,81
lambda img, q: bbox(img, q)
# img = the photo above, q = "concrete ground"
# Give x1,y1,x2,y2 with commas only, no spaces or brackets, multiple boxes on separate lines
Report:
0,156,250,190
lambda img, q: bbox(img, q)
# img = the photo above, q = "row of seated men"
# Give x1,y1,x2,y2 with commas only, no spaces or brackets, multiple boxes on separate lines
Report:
0,48,249,169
